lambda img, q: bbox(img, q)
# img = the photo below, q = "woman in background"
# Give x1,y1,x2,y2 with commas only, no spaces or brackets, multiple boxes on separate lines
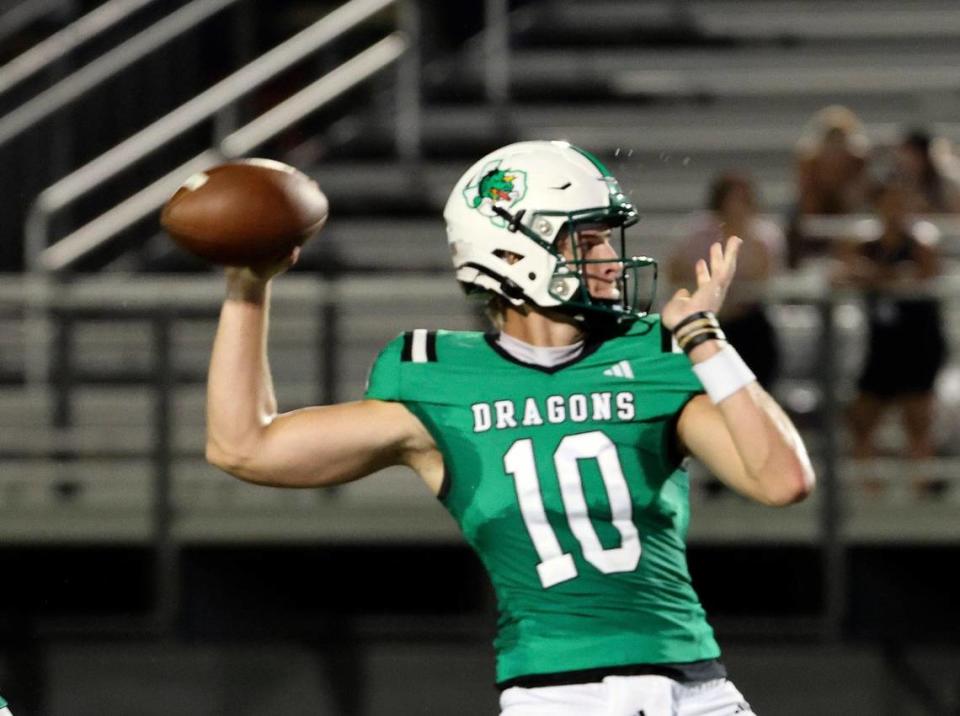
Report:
894,129,960,214
670,171,785,389
788,105,872,266
838,179,947,496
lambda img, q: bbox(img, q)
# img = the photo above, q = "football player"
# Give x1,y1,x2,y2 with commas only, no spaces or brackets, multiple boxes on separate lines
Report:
206,141,814,715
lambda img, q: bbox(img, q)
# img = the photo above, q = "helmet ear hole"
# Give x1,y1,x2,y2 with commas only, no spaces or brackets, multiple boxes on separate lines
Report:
493,249,525,264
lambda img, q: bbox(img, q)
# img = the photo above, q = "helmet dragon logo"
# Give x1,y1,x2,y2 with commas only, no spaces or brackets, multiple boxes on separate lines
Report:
462,160,528,227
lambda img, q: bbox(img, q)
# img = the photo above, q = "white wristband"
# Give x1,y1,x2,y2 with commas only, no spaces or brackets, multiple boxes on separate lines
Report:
691,344,756,404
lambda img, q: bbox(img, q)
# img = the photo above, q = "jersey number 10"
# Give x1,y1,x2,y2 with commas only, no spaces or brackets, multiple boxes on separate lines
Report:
503,430,642,588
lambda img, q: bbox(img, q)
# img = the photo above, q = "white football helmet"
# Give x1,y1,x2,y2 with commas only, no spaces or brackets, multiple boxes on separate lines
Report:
444,140,656,322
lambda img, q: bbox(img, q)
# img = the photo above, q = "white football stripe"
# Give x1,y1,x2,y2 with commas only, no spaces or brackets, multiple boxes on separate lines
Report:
181,172,208,191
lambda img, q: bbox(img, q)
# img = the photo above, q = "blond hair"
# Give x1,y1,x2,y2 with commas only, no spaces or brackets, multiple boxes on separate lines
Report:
795,105,870,158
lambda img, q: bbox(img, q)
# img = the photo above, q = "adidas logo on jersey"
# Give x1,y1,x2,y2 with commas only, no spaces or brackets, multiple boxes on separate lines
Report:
603,360,634,379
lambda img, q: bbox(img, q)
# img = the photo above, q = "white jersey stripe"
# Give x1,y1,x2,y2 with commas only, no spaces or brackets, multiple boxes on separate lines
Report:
411,328,429,363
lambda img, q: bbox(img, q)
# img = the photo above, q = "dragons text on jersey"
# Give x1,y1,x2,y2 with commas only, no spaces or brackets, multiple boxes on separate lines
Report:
472,391,636,432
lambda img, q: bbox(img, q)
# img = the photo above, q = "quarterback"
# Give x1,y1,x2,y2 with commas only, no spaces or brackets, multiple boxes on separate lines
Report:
206,141,814,715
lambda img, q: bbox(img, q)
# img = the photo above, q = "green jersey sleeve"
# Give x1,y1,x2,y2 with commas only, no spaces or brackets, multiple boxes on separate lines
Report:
364,333,405,401
0,694,7,708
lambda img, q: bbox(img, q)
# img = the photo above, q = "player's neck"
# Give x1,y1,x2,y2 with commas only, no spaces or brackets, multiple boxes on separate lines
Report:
500,304,585,347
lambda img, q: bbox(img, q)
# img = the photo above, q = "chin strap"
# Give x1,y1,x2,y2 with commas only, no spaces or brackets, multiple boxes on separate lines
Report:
461,261,527,302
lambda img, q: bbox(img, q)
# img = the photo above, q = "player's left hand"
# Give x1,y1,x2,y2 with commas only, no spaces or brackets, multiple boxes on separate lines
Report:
661,236,742,331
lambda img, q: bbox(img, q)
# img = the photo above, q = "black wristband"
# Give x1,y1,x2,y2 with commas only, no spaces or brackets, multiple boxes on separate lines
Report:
682,330,726,355
673,310,718,336
678,326,718,349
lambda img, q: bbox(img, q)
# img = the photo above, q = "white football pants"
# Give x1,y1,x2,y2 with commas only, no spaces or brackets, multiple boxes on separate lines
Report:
500,675,755,716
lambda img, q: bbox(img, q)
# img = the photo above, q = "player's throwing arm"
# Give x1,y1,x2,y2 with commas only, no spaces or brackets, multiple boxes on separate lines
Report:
667,237,815,506
158,158,441,491
204,266,442,491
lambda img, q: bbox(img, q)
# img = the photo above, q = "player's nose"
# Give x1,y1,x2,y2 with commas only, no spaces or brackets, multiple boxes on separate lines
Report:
592,241,622,279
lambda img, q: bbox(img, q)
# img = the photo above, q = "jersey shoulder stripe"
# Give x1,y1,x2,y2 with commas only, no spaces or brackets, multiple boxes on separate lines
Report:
401,329,438,363
367,330,482,402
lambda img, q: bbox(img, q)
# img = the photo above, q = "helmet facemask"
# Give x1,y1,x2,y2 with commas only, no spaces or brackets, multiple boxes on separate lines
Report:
553,222,658,323
491,203,659,324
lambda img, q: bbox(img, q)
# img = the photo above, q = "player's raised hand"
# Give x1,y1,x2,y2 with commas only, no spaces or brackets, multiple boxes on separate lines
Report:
661,236,742,331
225,246,301,297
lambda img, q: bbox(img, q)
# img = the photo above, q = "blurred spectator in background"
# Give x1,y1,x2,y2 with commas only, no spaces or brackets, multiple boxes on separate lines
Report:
788,105,872,266
893,129,960,214
836,178,947,496
670,171,784,388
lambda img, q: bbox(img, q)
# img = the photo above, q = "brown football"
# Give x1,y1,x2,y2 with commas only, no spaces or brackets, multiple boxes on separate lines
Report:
161,158,328,266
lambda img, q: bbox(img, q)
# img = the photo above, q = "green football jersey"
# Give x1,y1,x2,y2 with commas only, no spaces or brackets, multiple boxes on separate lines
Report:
365,316,720,684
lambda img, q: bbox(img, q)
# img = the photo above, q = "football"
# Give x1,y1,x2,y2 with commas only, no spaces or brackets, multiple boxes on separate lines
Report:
161,158,328,266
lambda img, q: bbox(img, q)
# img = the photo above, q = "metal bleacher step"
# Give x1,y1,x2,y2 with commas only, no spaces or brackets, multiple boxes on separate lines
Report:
530,47,960,94
520,0,960,45
432,37,960,104
687,0,960,43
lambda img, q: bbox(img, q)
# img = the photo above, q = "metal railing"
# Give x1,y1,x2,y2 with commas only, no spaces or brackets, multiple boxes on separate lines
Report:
24,0,409,272
0,0,242,150
0,0,162,100
33,33,407,272
0,0,68,46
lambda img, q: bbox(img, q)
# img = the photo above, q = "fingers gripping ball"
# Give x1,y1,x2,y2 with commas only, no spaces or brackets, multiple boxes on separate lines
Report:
161,158,328,266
